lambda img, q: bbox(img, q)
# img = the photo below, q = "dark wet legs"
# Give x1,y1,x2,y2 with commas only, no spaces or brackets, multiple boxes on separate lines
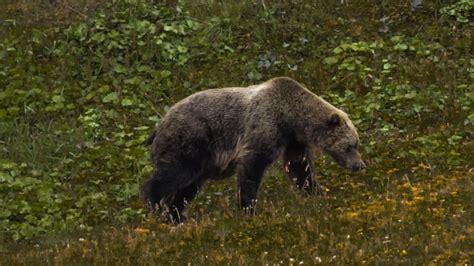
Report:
283,143,322,196
139,169,176,210
237,153,273,214
166,182,200,224
140,169,201,224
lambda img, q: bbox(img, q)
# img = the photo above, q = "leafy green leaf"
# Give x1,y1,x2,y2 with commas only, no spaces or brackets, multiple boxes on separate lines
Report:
333,47,344,54
121,98,133,106
383,63,392,70
113,64,126,74
323,56,339,65
52,95,64,103
102,92,119,103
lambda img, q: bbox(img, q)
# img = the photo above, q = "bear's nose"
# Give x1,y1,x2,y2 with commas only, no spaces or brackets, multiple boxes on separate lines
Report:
351,161,366,172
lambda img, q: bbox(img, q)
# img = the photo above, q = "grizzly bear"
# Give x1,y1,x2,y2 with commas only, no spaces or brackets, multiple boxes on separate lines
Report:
140,77,365,223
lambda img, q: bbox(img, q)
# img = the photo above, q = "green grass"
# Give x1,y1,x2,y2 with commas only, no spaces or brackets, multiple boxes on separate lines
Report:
0,0,472,264
0,119,85,170
2,169,472,264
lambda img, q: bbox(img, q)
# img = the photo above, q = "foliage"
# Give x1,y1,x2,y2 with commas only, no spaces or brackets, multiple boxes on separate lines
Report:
0,0,472,264
0,1,206,241
440,0,474,23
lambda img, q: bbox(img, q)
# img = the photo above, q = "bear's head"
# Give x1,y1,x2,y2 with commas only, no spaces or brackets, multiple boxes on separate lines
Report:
319,113,366,172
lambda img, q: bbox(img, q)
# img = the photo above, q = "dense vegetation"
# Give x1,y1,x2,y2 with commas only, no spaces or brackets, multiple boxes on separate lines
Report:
0,0,472,264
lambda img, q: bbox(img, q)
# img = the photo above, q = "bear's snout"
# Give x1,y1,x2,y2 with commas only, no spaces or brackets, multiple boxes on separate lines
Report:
350,160,366,172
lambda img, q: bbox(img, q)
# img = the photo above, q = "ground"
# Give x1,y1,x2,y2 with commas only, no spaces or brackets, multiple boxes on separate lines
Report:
0,1,472,264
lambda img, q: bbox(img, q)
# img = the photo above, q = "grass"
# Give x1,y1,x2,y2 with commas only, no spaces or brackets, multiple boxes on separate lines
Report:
1,168,472,264
0,119,85,171
0,0,102,27
0,0,472,264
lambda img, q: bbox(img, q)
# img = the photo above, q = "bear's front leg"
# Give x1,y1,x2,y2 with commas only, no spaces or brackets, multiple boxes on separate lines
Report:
237,153,273,214
284,143,323,196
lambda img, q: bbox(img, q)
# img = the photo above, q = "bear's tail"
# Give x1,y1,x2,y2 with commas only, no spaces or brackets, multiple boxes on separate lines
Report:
143,130,156,146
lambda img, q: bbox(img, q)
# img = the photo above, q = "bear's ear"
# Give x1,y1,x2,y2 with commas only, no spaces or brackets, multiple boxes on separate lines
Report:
327,113,341,127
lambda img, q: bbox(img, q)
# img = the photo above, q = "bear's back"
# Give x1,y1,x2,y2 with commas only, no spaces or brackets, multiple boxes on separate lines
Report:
152,85,269,172
161,83,272,127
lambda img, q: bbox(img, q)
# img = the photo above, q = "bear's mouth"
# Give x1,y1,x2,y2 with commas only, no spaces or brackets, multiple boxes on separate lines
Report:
349,160,366,172
325,150,366,172
325,151,349,169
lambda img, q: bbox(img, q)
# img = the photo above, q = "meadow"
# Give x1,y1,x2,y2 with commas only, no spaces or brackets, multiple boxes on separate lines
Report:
0,0,472,264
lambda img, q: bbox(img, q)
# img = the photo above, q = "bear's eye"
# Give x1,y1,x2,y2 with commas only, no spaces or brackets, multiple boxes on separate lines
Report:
345,146,352,153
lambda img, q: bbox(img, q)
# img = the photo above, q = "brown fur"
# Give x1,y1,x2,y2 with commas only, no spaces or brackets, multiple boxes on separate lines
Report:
140,77,365,223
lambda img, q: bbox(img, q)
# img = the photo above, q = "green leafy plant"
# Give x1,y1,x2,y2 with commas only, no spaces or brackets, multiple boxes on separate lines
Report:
440,0,474,23
0,2,471,265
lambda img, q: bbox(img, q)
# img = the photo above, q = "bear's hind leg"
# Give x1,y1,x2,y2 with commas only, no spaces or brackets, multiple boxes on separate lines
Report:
140,170,164,210
166,182,201,224
283,143,323,196
139,169,183,211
